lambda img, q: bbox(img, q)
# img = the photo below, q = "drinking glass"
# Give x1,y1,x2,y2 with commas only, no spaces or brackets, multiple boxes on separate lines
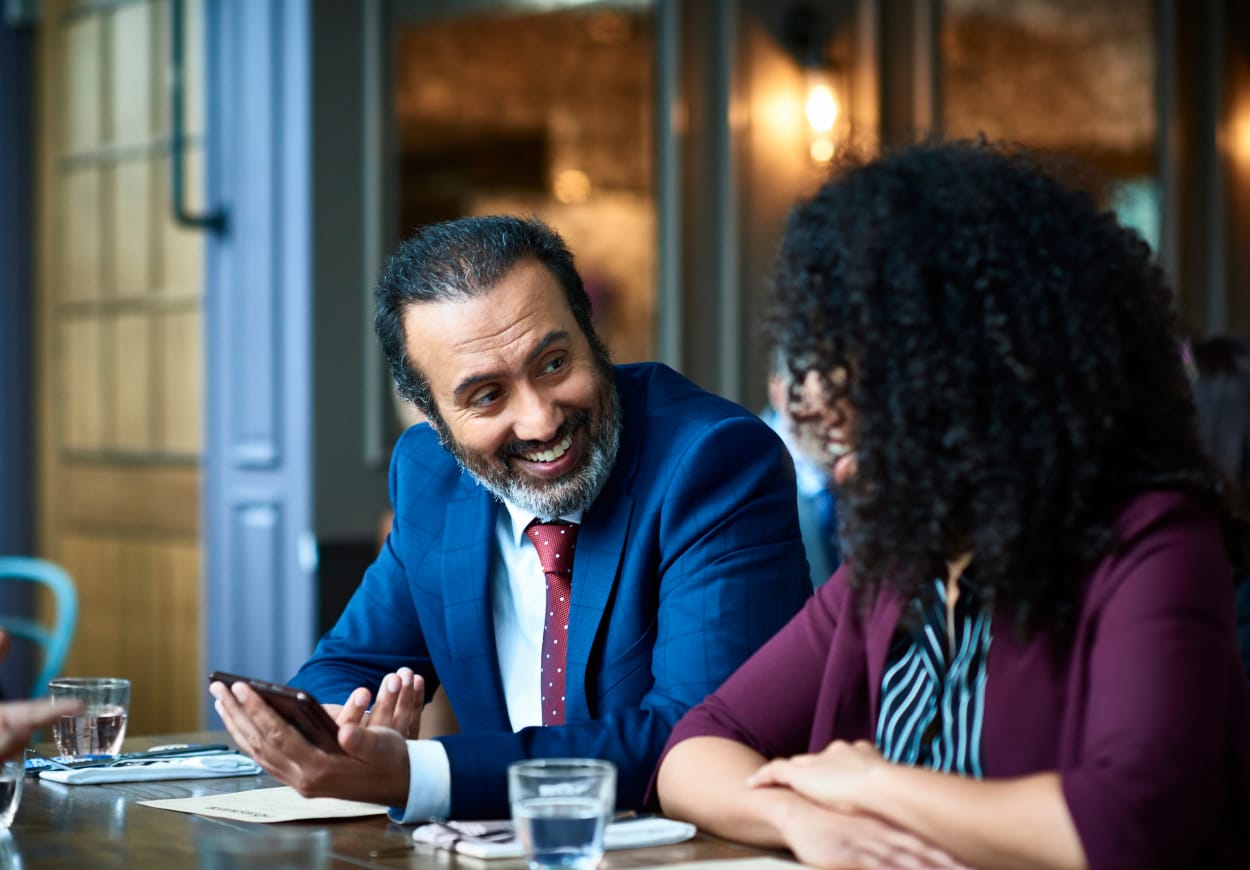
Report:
508,758,616,870
0,762,21,828
47,677,131,757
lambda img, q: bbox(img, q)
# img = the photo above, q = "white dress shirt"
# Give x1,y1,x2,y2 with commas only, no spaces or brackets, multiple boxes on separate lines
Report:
392,500,582,822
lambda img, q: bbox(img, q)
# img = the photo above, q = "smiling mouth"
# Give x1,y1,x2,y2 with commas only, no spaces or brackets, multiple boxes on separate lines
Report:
826,440,850,459
519,432,574,463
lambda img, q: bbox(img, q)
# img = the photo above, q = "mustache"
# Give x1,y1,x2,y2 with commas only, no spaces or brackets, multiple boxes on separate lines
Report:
497,409,590,461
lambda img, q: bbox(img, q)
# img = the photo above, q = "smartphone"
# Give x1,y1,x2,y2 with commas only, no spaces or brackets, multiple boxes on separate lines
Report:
209,671,344,754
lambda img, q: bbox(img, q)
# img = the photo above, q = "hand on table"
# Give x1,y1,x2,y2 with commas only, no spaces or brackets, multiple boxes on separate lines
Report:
210,679,412,807
775,796,969,870
748,739,884,812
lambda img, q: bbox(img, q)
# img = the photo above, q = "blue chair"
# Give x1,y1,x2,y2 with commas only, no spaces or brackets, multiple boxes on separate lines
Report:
0,557,78,698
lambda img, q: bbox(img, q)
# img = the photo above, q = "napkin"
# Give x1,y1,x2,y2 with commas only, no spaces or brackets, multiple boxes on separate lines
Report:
39,754,262,785
412,815,698,859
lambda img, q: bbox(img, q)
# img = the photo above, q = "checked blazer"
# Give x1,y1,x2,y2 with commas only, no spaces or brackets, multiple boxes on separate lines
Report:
289,363,812,818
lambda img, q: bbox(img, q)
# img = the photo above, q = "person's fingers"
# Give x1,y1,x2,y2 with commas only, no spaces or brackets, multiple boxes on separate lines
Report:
746,757,801,788
335,688,371,726
368,673,403,727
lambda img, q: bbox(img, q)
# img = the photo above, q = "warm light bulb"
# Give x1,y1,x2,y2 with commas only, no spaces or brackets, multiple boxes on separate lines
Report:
810,137,835,163
805,82,838,134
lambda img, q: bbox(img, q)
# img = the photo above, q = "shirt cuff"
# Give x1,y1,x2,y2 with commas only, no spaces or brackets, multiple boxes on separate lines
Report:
387,739,452,823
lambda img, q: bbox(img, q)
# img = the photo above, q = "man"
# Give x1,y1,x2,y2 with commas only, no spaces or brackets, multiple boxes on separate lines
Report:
211,216,810,821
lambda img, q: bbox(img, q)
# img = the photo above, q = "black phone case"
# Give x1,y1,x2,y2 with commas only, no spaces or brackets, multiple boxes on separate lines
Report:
209,671,345,755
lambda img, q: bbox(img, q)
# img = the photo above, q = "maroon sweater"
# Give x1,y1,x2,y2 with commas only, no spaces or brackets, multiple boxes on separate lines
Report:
661,492,1250,869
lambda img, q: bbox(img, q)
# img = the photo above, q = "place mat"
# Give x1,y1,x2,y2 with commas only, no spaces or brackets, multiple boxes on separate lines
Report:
40,755,262,785
412,815,697,859
139,785,388,822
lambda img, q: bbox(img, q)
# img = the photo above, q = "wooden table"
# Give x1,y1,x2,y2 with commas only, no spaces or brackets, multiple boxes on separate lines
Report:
9,732,777,868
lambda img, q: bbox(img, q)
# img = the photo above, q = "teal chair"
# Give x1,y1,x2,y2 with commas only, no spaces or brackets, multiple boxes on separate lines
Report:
0,556,78,698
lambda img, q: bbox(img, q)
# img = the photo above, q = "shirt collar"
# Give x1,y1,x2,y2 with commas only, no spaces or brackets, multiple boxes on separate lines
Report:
501,499,584,548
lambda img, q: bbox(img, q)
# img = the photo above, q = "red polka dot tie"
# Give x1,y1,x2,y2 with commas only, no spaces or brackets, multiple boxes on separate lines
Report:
525,520,579,725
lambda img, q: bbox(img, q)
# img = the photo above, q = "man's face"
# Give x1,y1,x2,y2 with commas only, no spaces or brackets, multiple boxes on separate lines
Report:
402,259,620,517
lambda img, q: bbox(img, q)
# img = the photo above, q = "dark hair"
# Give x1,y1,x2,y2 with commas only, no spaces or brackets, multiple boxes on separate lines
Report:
374,215,608,416
767,140,1245,633
1191,335,1250,500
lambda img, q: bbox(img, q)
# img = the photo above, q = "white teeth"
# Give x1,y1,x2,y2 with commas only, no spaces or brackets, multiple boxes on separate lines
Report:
826,441,849,458
522,432,573,463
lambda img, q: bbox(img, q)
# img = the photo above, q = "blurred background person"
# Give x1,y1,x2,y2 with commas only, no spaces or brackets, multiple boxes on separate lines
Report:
764,352,841,588
1190,334,1250,688
656,141,1250,870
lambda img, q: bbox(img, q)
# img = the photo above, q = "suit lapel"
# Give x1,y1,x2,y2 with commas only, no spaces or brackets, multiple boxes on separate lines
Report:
564,371,642,721
564,488,633,721
440,484,512,731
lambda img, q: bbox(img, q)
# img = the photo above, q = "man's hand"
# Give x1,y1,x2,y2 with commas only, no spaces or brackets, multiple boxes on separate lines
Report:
210,679,411,807
327,668,424,739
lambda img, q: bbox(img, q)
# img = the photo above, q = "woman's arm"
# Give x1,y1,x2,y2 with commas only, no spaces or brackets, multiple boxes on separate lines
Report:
658,736,969,870
752,741,1085,870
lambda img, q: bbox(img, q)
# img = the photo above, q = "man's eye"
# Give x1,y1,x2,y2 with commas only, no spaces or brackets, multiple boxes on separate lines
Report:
543,355,566,374
471,389,501,407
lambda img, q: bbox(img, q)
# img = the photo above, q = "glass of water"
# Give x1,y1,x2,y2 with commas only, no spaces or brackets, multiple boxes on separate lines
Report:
508,758,616,870
0,762,21,828
47,677,131,758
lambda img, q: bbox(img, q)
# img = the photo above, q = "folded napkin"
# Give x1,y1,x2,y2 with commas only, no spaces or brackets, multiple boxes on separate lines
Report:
39,754,262,785
412,815,697,859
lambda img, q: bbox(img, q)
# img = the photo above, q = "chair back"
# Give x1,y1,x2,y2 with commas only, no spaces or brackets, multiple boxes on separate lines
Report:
0,556,78,697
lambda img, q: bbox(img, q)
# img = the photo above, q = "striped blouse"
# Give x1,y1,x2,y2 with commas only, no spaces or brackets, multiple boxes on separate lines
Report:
876,575,992,777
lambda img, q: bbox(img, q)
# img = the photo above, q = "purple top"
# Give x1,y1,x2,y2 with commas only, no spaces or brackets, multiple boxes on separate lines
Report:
661,492,1250,869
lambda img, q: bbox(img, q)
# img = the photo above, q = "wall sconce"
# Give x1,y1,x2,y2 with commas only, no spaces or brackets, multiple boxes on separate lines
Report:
783,4,841,164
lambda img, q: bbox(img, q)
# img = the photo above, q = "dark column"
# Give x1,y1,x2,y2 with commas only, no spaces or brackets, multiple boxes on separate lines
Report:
0,10,37,695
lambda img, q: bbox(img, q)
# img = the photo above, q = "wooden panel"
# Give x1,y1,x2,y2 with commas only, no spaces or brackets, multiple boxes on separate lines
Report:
110,312,153,451
157,310,202,453
62,167,103,302
63,15,101,154
60,532,202,734
110,160,154,297
59,462,199,537
39,0,208,736
108,0,154,148
61,318,105,451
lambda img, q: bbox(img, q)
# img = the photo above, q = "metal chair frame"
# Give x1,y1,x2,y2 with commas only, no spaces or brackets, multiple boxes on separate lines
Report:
0,556,79,697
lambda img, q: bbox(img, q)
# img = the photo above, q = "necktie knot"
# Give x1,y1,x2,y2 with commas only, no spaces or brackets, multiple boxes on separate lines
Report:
525,520,579,577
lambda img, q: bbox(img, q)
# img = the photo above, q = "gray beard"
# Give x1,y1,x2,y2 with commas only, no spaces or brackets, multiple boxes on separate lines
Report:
440,381,622,519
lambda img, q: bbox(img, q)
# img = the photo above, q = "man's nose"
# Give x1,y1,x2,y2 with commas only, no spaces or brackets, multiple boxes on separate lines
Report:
511,386,563,444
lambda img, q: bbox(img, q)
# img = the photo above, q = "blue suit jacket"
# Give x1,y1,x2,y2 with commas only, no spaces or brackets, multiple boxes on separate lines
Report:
290,363,811,817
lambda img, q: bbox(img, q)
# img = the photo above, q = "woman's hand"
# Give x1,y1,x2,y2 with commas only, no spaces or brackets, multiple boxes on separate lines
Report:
749,739,884,812
775,793,969,870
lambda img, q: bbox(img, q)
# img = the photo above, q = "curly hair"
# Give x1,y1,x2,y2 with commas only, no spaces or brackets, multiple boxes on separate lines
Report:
375,215,611,419
767,140,1246,634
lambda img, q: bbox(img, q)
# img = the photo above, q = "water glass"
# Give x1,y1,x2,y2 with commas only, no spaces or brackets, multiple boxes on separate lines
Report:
47,677,131,758
0,763,21,828
508,758,616,870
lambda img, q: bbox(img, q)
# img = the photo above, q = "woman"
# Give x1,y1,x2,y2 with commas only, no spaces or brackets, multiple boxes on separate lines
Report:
654,142,1250,870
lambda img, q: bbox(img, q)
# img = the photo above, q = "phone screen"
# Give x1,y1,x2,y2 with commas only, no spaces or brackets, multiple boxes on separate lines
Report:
209,671,345,754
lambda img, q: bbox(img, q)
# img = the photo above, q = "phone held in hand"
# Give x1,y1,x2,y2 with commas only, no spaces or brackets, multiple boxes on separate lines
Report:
208,671,344,755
